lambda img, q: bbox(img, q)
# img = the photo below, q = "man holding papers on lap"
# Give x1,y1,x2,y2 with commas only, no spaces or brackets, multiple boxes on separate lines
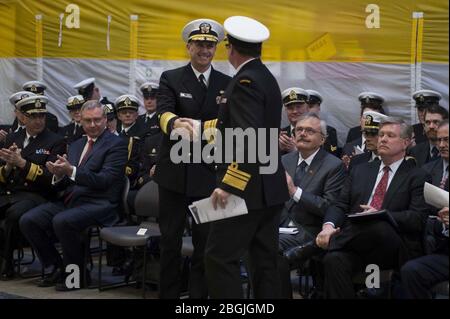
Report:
205,16,289,299
400,120,448,298
314,117,430,298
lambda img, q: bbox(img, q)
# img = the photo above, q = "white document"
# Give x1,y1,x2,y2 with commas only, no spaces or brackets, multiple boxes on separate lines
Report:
424,182,449,208
189,195,248,224
279,227,299,235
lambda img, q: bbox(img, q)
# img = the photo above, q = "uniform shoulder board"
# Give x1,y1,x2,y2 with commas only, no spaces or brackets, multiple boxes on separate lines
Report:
239,79,252,85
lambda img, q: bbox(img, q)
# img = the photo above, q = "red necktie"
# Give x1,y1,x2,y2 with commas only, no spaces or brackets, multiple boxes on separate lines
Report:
369,166,390,210
79,139,94,165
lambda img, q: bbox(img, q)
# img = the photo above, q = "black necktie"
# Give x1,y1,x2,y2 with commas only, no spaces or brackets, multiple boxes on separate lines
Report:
431,146,440,160
24,136,34,148
294,161,308,185
199,74,207,91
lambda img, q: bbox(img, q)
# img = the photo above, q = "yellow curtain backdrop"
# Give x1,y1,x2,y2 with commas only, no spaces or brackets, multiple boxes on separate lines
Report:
0,0,447,63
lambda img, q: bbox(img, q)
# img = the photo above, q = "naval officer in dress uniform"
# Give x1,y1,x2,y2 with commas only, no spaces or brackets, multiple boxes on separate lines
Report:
154,18,231,298
205,16,290,299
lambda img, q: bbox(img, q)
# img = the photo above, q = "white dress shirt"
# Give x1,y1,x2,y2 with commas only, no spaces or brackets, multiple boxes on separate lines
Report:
366,158,404,205
191,65,212,87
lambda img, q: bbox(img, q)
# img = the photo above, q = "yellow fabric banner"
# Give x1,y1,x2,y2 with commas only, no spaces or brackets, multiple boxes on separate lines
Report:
0,0,447,63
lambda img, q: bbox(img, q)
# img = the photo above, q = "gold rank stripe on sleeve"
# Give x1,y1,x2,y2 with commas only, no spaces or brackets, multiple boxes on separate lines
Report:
25,162,43,182
0,166,6,183
204,119,218,144
127,137,134,161
159,112,177,135
222,162,251,191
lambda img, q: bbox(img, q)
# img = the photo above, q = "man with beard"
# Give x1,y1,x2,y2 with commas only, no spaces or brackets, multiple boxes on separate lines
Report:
409,105,448,167
412,90,442,145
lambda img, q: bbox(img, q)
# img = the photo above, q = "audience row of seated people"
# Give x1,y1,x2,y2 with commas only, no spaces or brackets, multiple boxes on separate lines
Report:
0,79,162,287
0,78,448,298
279,106,448,298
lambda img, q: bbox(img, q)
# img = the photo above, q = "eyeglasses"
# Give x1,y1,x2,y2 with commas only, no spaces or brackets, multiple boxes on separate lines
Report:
296,126,321,136
81,117,104,125
437,137,449,143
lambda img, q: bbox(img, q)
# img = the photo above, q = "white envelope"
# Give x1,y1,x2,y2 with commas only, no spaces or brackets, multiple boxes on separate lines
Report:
189,195,248,224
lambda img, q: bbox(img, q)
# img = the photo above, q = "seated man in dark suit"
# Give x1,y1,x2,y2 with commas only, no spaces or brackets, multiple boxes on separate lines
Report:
0,95,65,279
409,105,448,168
20,101,128,291
315,117,430,298
279,88,309,156
421,120,449,191
400,206,448,298
348,111,388,171
279,113,347,298
400,121,449,298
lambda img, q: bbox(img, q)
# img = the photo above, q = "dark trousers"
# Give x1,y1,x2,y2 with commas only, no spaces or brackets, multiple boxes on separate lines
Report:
0,193,45,273
205,206,282,299
158,186,210,299
278,229,315,298
323,220,402,298
401,254,449,299
19,201,99,272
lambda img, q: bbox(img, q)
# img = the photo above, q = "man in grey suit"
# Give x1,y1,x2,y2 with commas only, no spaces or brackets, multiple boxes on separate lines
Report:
278,113,347,297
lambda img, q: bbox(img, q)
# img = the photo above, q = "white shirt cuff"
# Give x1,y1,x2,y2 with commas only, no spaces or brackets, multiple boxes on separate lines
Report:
323,222,336,228
52,174,63,185
293,187,303,202
69,166,76,181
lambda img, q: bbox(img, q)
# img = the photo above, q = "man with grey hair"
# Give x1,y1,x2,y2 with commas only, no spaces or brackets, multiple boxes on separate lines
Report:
312,117,430,298
20,100,128,291
278,112,347,297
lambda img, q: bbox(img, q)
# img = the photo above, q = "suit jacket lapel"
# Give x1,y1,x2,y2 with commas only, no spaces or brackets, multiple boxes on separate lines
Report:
362,160,381,203
74,136,87,166
80,131,107,166
287,151,299,180
432,159,443,186
382,160,410,208
300,149,327,189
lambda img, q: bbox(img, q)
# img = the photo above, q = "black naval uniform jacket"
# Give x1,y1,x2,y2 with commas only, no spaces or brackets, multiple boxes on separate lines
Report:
154,64,231,197
59,122,85,145
215,59,290,210
0,129,66,202
137,113,160,138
